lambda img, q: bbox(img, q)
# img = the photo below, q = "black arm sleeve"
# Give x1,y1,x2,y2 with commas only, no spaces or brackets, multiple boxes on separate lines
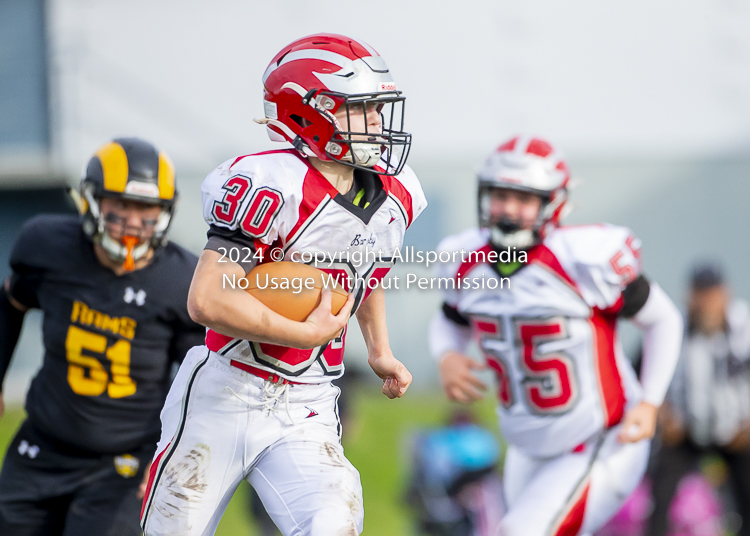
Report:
7,215,52,309
619,274,651,318
442,302,470,327
205,225,258,274
0,288,27,390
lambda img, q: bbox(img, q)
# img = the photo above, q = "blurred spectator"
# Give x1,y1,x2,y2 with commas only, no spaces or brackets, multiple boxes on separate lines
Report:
405,411,504,536
647,263,750,536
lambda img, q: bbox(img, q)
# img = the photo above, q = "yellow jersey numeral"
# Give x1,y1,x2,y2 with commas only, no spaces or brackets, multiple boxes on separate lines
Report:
65,325,137,398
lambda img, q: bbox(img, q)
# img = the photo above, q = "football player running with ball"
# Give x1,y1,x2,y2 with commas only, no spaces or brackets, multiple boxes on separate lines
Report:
429,136,683,536
0,138,205,536
140,34,426,536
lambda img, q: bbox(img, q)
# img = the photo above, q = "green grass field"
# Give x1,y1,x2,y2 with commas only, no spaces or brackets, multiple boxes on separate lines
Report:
0,389,502,535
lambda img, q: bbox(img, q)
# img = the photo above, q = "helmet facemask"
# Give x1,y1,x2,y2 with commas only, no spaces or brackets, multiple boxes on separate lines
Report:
316,91,410,176
478,185,566,249
80,182,174,270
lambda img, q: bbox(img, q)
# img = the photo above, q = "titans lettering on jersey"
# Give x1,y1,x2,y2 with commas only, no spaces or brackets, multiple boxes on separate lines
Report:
7,215,204,454
201,149,427,382
436,224,644,457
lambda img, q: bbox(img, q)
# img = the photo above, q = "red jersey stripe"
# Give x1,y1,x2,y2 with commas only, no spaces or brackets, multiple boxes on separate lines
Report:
528,244,625,428
286,167,340,243
590,310,626,427
380,175,414,227
526,244,579,291
552,481,591,536
454,244,494,283
140,440,171,518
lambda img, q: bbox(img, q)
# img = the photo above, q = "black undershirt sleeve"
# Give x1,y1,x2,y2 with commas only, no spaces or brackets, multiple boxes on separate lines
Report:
0,288,27,391
442,302,470,327
204,225,258,275
619,274,651,318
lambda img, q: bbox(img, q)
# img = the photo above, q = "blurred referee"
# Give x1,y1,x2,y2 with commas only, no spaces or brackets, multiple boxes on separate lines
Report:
648,263,750,536
0,138,204,536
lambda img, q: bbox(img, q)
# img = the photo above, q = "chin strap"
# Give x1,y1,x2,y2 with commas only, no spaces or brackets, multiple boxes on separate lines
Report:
99,232,149,269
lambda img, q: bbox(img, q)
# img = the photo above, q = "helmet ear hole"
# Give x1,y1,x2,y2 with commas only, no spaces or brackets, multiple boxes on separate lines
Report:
290,114,312,129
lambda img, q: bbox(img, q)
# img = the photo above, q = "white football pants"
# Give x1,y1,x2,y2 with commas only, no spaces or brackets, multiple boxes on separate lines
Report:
141,347,363,536
500,425,650,536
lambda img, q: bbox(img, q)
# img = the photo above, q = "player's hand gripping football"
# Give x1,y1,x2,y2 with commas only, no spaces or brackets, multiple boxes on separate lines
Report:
617,401,658,443
369,353,412,399
302,289,355,348
439,352,487,403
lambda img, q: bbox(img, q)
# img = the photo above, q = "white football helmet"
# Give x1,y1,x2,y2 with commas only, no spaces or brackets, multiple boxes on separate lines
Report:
477,135,569,248
261,33,411,176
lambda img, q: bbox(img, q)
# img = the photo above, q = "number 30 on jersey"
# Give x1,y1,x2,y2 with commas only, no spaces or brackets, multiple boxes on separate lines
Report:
211,175,284,239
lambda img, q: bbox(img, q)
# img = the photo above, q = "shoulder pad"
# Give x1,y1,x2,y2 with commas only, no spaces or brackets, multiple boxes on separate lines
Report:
201,151,308,245
10,214,81,271
545,224,642,310
434,228,490,304
380,164,427,228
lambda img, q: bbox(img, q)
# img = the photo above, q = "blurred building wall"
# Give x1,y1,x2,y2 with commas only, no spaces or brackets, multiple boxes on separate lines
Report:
0,0,58,185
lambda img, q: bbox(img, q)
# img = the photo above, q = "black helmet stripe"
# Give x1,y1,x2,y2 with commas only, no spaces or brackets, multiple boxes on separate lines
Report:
87,138,176,203
85,153,105,191
115,137,160,184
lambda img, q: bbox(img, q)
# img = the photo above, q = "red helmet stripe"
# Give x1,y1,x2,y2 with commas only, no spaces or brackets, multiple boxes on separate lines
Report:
526,138,554,158
496,137,518,152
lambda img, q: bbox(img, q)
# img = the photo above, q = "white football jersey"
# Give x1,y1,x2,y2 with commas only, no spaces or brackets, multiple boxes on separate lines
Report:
201,149,426,382
436,225,644,457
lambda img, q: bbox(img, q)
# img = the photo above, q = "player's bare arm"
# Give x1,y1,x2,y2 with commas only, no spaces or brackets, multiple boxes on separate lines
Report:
188,248,354,349
355,285,412,398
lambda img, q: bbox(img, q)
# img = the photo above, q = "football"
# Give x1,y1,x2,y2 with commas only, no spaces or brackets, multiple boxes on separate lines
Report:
245,261,349,322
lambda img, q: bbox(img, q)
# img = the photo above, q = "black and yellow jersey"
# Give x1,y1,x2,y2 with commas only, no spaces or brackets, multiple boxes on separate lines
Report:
6,214,205,454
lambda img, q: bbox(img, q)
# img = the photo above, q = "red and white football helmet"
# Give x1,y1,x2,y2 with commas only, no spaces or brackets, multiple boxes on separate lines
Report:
261,33,410,176
477,135,570,248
